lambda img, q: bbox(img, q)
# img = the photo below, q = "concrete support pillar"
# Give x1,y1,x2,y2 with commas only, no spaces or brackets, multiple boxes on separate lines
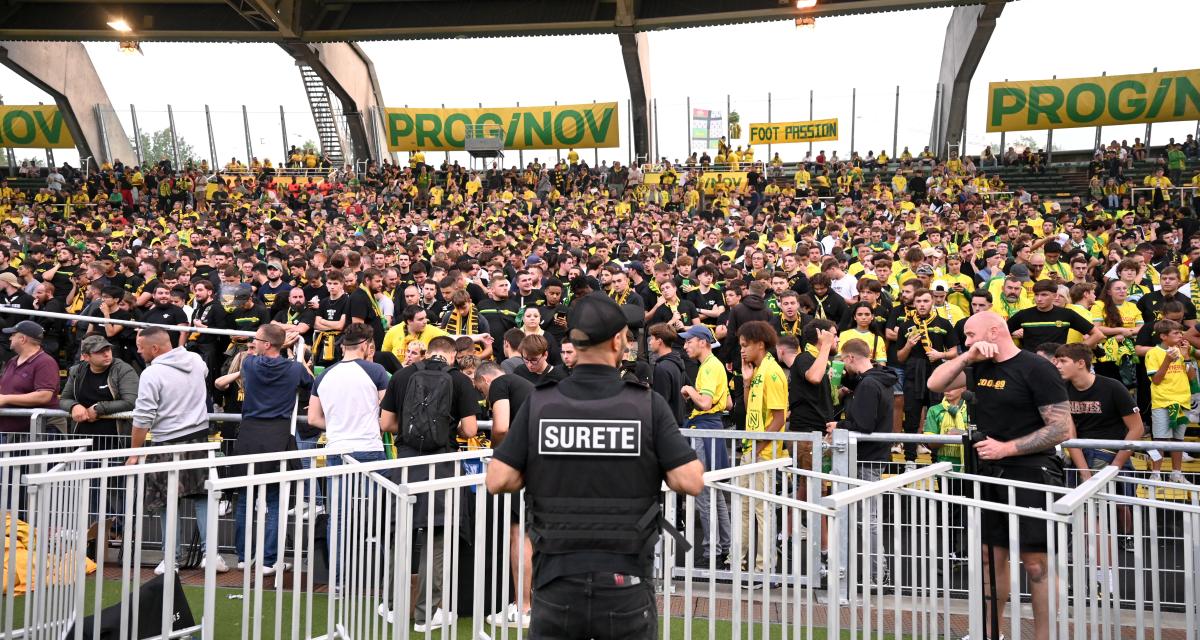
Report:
929,1,1005,155
280,41,388,164
618,29,652,163
0,41,135,169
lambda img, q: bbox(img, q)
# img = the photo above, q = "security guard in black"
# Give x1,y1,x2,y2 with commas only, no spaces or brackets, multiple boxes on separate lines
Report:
488,293,702,640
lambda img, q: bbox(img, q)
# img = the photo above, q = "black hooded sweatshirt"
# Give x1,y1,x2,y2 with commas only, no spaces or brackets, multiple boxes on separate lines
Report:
837,365,898,462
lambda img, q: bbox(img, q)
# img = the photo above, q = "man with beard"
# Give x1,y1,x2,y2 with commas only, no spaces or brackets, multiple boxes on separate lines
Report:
272,287,315,350
993,275,1032,321
32,282,67,366
40,247,78,303
894,287,957,467
145,283,190,347
257,261,292,314
478,272,520,348
350,268,387,350
189,279,227,385
313,272,350,368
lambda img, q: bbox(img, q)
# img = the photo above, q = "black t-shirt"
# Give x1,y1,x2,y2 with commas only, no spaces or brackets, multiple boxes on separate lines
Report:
649,299,699,327
1007,306,1095,351
968,351,1068,458
380,360,479,450
272,306,316,334
1068,375,1137,441
895,314,957,362
73,367,118,435
513,363,568,386
1138,290,1197,325
487,374,534,415
348,288,385,348
788,351,834,429
145,303,189,328
318,294,350,327
687,288,724,326
190,300,227,346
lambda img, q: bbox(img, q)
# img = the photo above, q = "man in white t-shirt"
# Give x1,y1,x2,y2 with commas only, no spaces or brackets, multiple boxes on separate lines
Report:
307,322,389,463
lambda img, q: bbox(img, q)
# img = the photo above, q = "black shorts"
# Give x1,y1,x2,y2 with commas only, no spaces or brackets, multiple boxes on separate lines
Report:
977,457,1065,553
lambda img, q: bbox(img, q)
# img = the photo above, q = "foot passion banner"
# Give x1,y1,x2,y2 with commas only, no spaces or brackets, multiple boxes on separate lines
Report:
987,69,1200,132
0,106,75,149
384,103,619,152
748,119,838,145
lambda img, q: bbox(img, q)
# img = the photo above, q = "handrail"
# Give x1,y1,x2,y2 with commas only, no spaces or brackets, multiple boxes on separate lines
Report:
1052,464,1120,515
820,461,952,510
0,306,256,338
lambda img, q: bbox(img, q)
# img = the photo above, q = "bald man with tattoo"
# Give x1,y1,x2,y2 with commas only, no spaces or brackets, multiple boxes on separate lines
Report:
929,311,1074,640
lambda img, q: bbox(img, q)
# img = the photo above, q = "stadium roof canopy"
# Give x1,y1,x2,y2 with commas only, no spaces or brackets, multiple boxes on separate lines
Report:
0,0,997,42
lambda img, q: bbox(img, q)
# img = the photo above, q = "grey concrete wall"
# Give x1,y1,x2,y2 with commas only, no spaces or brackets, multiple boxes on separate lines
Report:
0,41,135,168
619,30,652,163
283,42,389,164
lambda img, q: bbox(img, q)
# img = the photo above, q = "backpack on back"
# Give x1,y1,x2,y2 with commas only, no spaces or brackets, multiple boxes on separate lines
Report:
401,361,455,452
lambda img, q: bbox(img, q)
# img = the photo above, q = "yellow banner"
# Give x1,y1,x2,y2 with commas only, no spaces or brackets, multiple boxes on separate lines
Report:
384,103,619,152
699,171,748,195
987,69,1200,132
0,106,75,149
748,119,838,145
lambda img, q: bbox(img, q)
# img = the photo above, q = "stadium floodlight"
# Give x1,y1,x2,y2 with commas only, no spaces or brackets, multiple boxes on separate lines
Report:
107,18,132,32
795,0,818,8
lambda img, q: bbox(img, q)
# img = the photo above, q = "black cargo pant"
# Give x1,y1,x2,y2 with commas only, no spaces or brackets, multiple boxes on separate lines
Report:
531,572,655,640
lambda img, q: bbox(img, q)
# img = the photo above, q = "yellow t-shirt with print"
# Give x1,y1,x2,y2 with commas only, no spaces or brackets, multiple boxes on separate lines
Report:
1145,346,1191,408
744,354,788,460
1065,304,1092,344
691,354,729,419
1089,300,1142,330
839,328,886,363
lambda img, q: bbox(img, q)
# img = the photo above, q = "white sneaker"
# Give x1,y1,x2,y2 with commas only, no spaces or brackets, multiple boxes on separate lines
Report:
261,562,292,576
237,561,246,570
917,445,932,456
154,561,167,576
202,555,230,573
1149,472,1163,484
486,603,531,629
1183,453,1196,463
1170,471,1192,485
218,498,233,517
377,603,394,624
413,608,456,632
891,444,903,455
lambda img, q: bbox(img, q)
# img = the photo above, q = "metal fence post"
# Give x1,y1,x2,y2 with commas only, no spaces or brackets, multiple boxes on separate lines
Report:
893,85,900,159
1145,67,1158,150
593,100,599,167
93,105,111,167
204,105,217,170
242,105,254,164
686,96,691,158
515,101,523,168
1047,76,1056,164
767,91,773,160
129,103,141,165
850,88,857,156
627,98,633,166
28,409,45,439
280,105,290,162
167,104,180,168
1094,71,1106,151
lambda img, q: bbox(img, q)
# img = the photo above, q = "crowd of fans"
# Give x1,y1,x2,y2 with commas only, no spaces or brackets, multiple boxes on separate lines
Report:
0,135,1197,481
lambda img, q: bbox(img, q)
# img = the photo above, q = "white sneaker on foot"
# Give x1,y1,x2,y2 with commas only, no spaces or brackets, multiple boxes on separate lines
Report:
917,445,932,456
486,603,531,628
236,561,246,570
1149,471,1163,484
377,603,394,624
413,608,456,632
154,561,167,576
202,555,229,573
261,562,292,576
1170,471,1192,485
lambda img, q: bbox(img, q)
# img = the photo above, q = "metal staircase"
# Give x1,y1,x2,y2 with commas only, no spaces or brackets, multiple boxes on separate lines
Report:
298,65,346,167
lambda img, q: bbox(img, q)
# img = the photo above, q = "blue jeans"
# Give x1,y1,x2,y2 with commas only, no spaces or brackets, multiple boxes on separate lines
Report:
159,499,209,561
235,485,279,566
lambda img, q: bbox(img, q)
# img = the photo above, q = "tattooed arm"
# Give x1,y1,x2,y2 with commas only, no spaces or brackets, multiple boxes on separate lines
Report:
974,401,1075,461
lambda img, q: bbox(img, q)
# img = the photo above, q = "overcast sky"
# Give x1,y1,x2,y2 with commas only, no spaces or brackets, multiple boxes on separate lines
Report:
2,0,1198,167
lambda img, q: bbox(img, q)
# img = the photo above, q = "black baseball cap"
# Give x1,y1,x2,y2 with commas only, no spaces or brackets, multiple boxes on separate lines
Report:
3,320,43,340
567,295,644,348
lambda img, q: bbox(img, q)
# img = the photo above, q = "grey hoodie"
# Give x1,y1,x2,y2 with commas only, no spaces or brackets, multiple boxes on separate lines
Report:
132,347,210,442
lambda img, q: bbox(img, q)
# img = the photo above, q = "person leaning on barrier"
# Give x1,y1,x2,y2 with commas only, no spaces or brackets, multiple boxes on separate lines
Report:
486,294,704,640
928,311,1074,640
0,320,63,434
60,334,139,445
126,326,225,574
